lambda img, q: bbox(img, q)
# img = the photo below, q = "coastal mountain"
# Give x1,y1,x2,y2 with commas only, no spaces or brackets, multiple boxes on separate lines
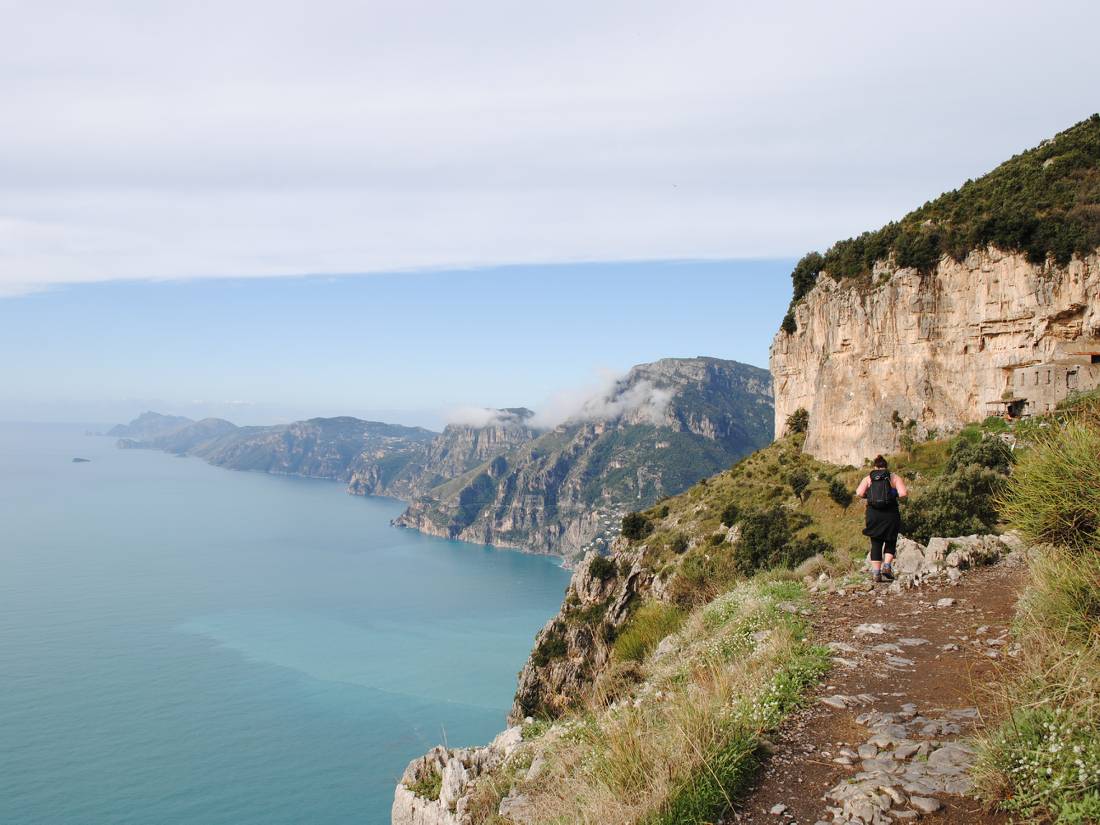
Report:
772,114,1100,464
394,357,773,558
107,411,194,440
114,413,436,481
110,358,772,558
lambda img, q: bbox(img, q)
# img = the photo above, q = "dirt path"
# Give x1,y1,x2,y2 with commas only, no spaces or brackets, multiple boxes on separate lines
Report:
727,555,1024,825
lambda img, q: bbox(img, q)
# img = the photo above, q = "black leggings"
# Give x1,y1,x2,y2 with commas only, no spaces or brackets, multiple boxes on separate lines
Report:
870,537,897,562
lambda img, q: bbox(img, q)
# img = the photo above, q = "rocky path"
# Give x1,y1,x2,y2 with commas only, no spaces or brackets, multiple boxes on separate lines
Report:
727,552,1024,825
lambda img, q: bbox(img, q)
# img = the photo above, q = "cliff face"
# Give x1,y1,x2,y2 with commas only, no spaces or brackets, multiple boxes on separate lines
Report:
770,249,1100,465
394,358,774,559
348,409,540,498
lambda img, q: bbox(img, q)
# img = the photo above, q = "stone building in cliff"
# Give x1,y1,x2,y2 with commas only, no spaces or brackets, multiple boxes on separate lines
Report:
995,350,1100,418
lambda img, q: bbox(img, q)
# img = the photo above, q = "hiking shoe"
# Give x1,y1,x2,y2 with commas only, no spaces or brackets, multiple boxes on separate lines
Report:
873,571,883,583
881,565,894,581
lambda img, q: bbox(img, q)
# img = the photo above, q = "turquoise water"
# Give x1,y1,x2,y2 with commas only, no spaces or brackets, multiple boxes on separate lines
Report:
0,423,570,824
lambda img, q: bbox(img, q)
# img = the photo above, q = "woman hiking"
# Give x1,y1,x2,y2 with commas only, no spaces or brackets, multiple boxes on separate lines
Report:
856,455,908,583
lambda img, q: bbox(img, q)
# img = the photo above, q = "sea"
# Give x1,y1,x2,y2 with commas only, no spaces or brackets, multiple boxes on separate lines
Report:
0,423,571,824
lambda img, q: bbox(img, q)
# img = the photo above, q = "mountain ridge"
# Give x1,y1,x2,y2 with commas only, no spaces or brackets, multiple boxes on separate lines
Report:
107,356,773,558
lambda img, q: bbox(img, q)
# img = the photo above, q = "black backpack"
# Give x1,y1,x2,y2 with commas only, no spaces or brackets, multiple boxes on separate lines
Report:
867,469,894,510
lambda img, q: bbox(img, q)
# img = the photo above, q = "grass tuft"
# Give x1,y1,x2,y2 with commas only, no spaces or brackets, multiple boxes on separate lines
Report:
975,411,1100,823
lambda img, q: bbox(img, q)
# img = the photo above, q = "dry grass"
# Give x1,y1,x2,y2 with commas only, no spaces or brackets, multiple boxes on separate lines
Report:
975,413,1100,823
485,581,827,825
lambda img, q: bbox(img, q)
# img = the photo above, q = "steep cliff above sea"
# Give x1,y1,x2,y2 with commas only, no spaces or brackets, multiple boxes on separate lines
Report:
394,357,773,559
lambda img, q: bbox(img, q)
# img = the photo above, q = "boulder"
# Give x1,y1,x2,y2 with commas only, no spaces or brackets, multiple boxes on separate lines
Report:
893,537,927,575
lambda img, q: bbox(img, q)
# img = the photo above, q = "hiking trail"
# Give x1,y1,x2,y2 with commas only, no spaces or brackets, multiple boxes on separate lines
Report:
726,549,1024,825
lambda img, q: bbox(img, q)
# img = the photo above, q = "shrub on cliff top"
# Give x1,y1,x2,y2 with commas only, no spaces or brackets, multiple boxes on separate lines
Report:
589,554,618,580
621,512,654,541
782,115,1100,313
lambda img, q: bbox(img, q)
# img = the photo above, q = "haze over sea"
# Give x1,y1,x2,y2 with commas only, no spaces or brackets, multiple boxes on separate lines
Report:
0,423,570,824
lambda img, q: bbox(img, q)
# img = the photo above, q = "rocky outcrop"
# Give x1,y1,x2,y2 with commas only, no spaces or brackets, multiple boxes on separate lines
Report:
396,358,773,559
392,727,524,825
509,539,656,722
770,249,1100,465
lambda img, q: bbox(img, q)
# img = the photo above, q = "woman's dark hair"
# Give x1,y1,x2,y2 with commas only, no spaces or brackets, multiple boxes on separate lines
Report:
872,455,888,469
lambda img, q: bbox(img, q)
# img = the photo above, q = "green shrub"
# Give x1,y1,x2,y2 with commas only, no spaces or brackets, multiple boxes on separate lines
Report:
828,477,853,508
719,501,741,527
785,407,809,434
622,512,654,541
787,468,811,501
612,602,685,663
532,624,569,667
589,555,618,580
785,533,834,568
521,718,552,740
903,464,1005,544
708,533,725,547
406,767,443,800
945,435,1014,475
734,510,805,576
668,533,689,554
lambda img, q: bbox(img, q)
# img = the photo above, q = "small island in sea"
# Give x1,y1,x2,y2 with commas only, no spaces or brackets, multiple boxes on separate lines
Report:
71,457,91,463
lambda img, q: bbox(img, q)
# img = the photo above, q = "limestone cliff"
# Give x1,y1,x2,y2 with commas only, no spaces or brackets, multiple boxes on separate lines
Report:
771,249,1100,465
771,115,1100,465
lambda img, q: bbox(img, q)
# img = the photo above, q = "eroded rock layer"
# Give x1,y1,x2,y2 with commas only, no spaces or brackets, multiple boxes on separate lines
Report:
770,249,1100,465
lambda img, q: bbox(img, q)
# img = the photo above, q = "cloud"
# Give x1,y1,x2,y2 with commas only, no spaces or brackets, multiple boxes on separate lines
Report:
1,1,1098,294
530,371,672,429
445,406,513,428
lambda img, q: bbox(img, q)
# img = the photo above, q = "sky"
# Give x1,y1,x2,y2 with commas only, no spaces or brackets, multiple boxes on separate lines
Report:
2,0,1098,425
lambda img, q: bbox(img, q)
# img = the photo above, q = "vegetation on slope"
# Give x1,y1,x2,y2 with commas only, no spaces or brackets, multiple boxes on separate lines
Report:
782,114,1100,332
976,393,1100,824
424,407,1038,823
461,579,828,825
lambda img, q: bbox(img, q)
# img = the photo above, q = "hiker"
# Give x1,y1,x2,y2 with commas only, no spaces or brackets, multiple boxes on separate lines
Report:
856,455,908,583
